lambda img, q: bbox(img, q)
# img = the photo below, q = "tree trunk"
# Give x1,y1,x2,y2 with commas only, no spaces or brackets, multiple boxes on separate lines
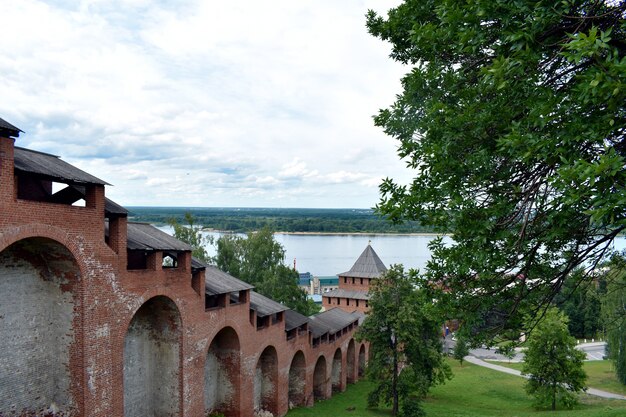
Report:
392,347,399,415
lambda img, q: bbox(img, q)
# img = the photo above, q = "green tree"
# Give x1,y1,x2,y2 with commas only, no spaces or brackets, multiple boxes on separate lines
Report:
452,335,470,366
216,227,320,316
368,1,626,341
522,308,587,410
168,212,214,263
601,253,626,385
554,269,604,339
356,265,451,416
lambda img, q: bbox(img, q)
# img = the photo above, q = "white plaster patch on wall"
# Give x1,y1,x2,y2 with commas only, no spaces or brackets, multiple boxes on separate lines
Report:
95,324,110,338
87,365,96,392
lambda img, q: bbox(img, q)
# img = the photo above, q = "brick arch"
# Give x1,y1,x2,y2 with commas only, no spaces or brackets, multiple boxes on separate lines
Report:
358,343,367,377
0,233,85,416
346,338,356,384
205,326,241,417
287,350,307,408
0,223,93,280
112,285,192,417
331,347,343,393
123,295,183,417
116,286,193,345
254,345,279,415
313,355,328,401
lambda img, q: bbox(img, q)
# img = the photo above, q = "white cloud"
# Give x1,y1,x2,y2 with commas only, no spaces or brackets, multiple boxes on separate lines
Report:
0,0,412,208
278,158,319,180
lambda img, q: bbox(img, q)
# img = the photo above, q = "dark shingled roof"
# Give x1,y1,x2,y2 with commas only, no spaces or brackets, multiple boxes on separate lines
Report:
285,309,310,331
308,318,330,338
309,307,359,334
338,244,387,279
205,265,253,295
322,288,369,300
105,198,128,217
191,257,207,273
351,310,366,325
14,147,109,186
127,222,192,251
250,291,287,317
0,117,22,138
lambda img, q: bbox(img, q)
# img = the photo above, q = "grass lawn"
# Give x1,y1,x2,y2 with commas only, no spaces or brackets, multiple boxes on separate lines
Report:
286,360,626,417
492,360,626,396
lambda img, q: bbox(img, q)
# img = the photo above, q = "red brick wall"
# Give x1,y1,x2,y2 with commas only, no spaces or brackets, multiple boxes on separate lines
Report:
338,275,372,291
0,136,369,417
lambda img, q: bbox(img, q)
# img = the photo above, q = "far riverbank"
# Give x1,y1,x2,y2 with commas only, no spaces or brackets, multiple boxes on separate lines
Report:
202,228,448,237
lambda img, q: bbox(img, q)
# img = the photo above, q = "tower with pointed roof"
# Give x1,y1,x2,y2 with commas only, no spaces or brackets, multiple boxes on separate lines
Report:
322,243,387,313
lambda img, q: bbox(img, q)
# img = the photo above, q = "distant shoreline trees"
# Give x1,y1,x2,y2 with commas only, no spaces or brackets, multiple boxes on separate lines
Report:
129,206,432,234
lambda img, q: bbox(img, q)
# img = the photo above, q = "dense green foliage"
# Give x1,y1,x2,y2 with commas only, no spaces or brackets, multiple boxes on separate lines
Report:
356,265,451,416
368,0,626,341
452,335,470,366
601,254,626,385
522,309,587,410
554,269,605,339
129,206,431,233
215,227,320,316
168,212,214,263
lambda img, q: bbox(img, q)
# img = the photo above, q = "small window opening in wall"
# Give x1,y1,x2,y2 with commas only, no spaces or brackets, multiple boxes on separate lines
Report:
344,277,347,284
360,278,363,285
206,294,225,310
17,175,89,207
286,329,296,341
249,310,255,326
162,254,178,268
127,250,148,270
312,337,320,348
272,312,283,325
257,315,269,330
229,292,239,305
52,182,85,207
352,277,355,284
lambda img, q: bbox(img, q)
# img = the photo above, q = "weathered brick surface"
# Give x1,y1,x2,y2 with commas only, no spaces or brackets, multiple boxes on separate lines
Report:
0,135,368,417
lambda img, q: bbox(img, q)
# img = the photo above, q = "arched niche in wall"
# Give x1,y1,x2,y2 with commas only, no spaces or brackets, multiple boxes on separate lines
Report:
123,296,182,417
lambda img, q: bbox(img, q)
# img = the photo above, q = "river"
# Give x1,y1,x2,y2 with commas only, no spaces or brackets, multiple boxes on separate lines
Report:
158,226,626,277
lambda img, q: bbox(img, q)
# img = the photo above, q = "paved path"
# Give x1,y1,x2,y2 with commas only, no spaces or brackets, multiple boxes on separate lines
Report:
467,341,606,362
464,355,626,400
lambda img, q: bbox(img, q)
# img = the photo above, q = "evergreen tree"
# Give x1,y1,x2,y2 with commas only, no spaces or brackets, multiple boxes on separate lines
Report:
357,265,451,416
522,308,587,410
452,335,470,366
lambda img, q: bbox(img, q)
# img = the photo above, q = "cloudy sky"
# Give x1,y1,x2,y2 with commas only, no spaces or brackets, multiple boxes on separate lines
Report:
1,0,412,208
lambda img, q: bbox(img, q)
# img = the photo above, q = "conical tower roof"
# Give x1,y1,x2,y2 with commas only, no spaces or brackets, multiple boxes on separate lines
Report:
338,244,387,278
